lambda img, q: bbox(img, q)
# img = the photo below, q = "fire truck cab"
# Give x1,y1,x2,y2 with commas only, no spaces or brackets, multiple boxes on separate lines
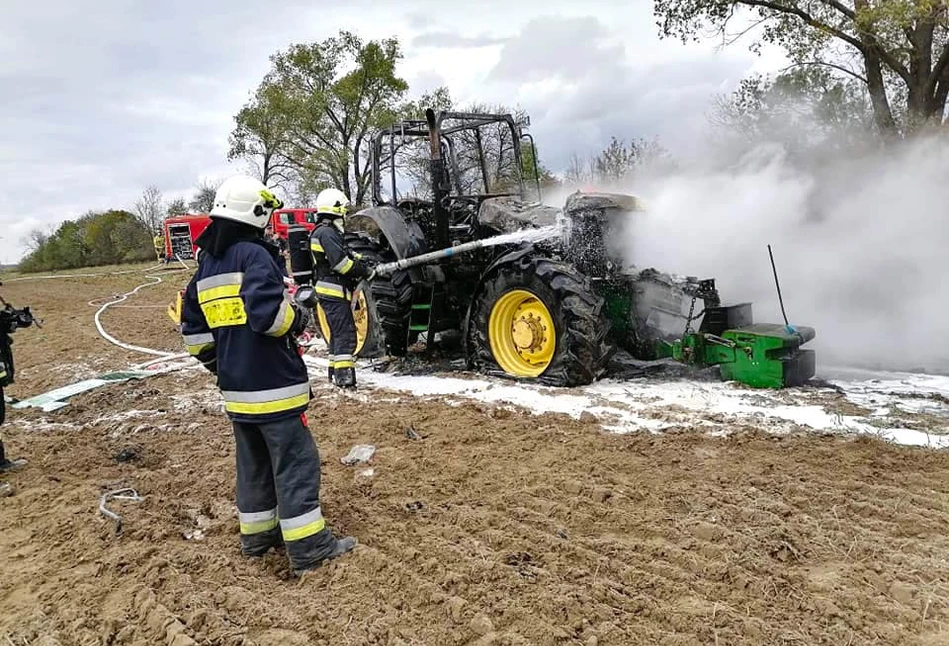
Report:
271,208,318,239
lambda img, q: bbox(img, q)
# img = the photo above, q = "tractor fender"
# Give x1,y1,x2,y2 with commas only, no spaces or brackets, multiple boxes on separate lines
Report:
461,244,537,362
348,206,428,260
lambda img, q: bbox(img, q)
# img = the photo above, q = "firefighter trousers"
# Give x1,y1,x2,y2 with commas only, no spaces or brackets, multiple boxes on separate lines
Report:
319,296,357,386
232,415,338,570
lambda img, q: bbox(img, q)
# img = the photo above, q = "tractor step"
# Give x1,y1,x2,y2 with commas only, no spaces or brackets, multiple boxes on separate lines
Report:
406,283,444,350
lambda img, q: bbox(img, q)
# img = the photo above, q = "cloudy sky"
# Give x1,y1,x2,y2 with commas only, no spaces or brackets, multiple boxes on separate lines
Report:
0,0,786,264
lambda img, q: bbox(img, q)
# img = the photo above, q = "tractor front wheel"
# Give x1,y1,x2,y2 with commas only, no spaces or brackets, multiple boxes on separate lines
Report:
467,256,614,386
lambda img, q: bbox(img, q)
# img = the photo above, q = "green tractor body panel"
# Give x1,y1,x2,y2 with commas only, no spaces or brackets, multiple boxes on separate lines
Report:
656,323,817,389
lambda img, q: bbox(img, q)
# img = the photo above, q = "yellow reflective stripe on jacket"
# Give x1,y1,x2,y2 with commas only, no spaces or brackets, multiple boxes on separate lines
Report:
197,272,244,303
199,284,241,303
310,242,325,253
333,257,354,274
239,508,278,535
314,281,347,299
183,332,215,356
280,507,326,542
221,382,310,416
264,298,295,337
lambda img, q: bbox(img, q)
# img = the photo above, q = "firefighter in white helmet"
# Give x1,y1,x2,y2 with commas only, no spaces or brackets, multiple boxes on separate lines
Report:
308,188,375,388
180,174,356,574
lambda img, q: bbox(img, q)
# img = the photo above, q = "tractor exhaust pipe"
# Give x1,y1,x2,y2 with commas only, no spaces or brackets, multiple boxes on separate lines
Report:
427,108,450,250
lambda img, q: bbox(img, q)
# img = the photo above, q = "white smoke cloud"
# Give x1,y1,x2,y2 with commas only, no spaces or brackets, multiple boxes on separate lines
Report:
607,137,949,374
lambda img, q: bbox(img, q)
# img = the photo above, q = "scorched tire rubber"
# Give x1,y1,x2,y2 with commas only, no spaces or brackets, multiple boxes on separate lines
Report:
343,233,413,358
467,256,614,387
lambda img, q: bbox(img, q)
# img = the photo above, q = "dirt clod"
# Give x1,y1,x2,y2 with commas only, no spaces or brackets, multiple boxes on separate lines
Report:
446,596,466,622
890,581,916,604
470,614,494,635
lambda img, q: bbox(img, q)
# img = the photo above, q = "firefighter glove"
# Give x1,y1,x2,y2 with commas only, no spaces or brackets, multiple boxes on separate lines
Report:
289,301,312,337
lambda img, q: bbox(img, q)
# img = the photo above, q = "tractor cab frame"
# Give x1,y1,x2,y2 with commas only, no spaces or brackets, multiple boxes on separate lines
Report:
368,109,543,251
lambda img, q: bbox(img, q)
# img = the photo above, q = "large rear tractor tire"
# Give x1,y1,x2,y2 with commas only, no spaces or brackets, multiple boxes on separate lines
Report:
466,256,614,386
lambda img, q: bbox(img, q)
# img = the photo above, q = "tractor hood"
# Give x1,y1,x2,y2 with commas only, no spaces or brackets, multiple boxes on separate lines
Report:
478,197,561,234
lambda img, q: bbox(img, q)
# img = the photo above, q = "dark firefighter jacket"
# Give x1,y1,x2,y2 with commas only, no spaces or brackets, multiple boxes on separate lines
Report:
180,237,309,423
309,222,371,300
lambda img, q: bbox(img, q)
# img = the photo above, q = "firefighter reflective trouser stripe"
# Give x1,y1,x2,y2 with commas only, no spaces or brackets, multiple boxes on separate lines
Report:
221,382,311,416
183,332,214,357
314,280,351,301
319,298,356,370
233,416,335,565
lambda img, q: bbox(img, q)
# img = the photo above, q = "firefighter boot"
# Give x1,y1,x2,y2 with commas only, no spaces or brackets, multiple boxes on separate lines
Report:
0,440,26,473
292,535,357,575
241,526,284,558
327,365,335,384
333,366,356,389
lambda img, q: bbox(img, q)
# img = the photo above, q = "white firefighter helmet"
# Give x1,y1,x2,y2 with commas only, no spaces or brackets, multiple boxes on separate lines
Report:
209,175,283,229
315,188,350,218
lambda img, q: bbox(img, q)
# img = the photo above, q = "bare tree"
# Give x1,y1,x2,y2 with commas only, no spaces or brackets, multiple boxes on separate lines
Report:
166,198,188,217
21,227,51,253
563,153,593,185
134,185,165,234
189,178,222,213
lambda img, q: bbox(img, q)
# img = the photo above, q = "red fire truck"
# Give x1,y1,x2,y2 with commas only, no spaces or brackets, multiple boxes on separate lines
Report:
163,214,212,260
163,208,316,260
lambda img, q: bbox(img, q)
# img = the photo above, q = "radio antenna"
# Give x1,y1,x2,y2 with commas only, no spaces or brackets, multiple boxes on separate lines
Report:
767,244,790,328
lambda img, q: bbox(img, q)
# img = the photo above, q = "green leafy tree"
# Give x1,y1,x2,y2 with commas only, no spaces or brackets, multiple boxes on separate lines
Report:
228,81,297,189
237,31,409,206
19,210,152,273
654,0,949,136
710,66,878,157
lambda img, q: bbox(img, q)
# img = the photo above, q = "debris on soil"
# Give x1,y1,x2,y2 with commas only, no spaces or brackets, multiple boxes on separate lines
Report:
97,487,144,534
113,446,140,463
340,444,376,465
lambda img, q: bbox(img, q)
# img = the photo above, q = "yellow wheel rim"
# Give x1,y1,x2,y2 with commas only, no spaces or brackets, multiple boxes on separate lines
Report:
315,289,368,356
488,289,556,377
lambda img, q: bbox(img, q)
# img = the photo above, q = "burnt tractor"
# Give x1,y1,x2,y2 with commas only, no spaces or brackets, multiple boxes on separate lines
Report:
293,109,816,389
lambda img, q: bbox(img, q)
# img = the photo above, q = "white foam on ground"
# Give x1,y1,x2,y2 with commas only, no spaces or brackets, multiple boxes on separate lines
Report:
302,353,949,448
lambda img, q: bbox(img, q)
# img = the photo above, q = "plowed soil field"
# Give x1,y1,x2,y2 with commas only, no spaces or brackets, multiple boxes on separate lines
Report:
2,263,949,646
